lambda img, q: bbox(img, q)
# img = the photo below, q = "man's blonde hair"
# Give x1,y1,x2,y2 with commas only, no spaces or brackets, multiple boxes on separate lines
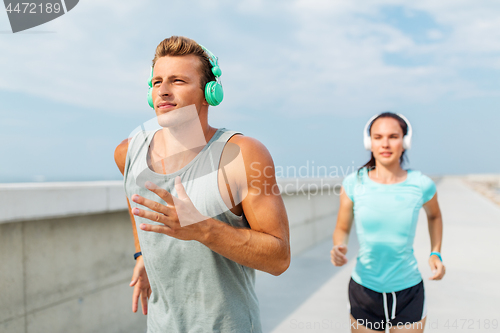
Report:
152,36,215,91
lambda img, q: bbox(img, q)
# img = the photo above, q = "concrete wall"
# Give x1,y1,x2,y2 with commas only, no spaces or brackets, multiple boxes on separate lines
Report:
279,178,341,255
0,178,342,333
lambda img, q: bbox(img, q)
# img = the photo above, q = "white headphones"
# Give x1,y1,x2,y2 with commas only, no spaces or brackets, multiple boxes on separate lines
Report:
363,113,413,150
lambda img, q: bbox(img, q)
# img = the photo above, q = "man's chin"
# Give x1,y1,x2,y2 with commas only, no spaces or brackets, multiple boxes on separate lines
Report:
156,115,199,129
157,118,184,128
155,104,200,128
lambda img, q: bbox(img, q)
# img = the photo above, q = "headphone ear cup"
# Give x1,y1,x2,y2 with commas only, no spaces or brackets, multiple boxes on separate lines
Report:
364,136,372,150
403,136,411,150
205,81,224,106
147,87,154,108
147,68,154,109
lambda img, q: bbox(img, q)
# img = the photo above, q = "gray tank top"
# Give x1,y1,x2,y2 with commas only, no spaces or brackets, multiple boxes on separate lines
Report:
123,127,262,333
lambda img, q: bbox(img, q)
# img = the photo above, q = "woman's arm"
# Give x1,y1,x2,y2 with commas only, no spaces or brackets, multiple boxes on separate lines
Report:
331,187,354,266
423,193,446,280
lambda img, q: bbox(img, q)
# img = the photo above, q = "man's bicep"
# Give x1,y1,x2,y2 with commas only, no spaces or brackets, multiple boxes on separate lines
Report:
236,137,289,239
243,182,288,234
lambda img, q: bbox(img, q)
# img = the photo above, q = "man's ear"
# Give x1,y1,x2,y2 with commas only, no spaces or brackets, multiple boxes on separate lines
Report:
197,101,209,116
201,91,209,106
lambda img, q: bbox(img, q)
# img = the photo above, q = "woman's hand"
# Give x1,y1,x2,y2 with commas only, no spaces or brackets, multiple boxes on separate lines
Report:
331,244,348,266
130,256,152,314
428,255,446,280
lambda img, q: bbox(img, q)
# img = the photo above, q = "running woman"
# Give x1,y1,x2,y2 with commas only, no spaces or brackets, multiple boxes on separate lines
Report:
331,112,445,332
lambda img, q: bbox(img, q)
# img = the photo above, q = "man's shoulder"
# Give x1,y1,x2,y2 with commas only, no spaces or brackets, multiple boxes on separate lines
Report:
224,133,273,165
222,134,275,185
227,134,270,158
114,138,130,158
114,138,131,175
114,129,154,163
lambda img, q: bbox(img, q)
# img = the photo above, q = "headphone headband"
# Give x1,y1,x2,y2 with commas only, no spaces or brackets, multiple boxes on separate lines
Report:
199,44,219,74
395,113,412,144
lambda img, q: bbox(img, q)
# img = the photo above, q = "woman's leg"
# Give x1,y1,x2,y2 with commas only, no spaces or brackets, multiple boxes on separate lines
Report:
350,315,385,333
389,316,427,332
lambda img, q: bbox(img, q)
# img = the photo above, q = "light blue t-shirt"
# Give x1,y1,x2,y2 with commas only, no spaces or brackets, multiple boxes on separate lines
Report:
342,167,436,293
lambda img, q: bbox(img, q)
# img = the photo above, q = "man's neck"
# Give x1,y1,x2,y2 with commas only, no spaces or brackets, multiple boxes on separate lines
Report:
153,103,214,158
148,104,216,174
155,121,214,159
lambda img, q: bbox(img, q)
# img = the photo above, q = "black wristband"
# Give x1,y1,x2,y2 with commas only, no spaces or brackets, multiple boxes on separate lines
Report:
133,252,142,260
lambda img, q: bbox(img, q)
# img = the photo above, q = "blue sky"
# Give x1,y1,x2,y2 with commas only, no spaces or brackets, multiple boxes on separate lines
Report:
1,0,499,183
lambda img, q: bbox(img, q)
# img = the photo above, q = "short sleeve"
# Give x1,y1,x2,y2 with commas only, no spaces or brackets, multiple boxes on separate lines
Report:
342,172,357,202
420,174,437,204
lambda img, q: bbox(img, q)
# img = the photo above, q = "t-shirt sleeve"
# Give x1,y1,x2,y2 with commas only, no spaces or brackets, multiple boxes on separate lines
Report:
342,172,356,202
420,174,437,204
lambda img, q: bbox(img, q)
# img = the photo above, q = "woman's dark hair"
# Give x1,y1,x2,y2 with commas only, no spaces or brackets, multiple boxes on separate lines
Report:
358,112,409,175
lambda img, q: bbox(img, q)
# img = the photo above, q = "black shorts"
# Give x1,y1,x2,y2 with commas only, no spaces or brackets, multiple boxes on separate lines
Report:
348,278,426,331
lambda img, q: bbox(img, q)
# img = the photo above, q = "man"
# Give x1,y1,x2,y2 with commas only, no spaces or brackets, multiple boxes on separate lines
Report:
114,36,290,332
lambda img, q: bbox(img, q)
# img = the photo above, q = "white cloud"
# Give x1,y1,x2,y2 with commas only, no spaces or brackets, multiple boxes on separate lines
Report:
221,0,500,116
1,0,500,118
0,0,149,112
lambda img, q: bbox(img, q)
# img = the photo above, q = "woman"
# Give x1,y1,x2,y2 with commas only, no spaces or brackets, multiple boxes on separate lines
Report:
331,112,445,332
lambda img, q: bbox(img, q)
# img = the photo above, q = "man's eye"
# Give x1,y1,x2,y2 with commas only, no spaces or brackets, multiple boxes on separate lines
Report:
153,81,160,85
174,79,184,83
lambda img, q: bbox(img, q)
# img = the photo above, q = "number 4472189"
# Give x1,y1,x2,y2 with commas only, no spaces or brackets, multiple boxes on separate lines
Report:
5,3,61,14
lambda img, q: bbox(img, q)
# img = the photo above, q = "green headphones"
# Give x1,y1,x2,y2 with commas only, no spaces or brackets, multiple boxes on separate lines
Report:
147,44,224,108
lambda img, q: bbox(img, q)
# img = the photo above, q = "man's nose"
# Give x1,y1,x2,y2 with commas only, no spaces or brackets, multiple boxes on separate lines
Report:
158,81,171,97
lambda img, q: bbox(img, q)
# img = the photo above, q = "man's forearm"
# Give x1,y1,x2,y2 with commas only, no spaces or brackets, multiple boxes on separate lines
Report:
127,198,142,253
131,218,141,253
199,217,290,276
